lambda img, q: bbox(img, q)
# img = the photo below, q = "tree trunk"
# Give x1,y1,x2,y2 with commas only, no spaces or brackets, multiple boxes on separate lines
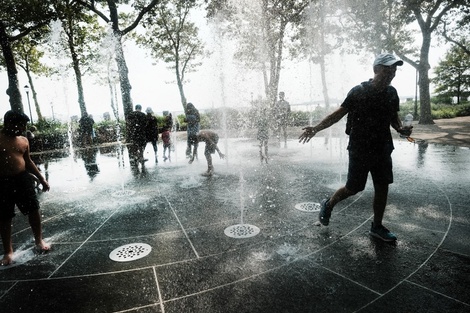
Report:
25,72,44,121
107,0,133,121
318,0,330,109
0,22,23,113
418,31,434,124
319,55,330,109
114,36,133,120
174,53,187,112
69,39,87,117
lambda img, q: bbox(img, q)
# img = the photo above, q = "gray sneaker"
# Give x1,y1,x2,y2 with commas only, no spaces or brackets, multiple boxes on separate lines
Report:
319,198,332,226
369,223,397,242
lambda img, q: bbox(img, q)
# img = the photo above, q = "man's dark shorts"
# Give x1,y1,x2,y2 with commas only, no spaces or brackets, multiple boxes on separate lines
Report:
346,148,393,193
0,171,39,219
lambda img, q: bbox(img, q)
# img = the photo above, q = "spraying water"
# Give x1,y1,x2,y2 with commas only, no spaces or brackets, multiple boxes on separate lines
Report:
224,168,260,238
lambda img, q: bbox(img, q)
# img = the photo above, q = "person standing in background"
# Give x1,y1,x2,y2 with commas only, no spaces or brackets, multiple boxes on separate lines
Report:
163,111,173,131
127,104,147,164
162,128,171,161
185,103,200,158
273,91,291,148
145,107,159,163
78,113,95,147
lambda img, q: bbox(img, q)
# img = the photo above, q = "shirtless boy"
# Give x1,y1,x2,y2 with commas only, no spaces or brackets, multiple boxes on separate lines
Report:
0,110,50,266
188,130,225,176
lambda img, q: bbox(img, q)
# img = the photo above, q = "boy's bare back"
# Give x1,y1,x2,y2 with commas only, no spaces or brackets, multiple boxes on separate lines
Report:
0,133,29,176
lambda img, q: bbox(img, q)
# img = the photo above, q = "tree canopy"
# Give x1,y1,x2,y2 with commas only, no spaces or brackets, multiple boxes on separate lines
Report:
432,44,470,104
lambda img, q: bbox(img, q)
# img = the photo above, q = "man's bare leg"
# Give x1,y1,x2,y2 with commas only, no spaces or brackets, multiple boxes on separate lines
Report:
328,186,356,209
372,183,389,226
0,218,14,265
28,210,51,252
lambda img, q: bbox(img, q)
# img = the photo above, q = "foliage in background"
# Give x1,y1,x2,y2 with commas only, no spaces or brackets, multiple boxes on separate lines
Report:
401,99,470,120
432,43,470,104
135,0,206,112
2,100,469,151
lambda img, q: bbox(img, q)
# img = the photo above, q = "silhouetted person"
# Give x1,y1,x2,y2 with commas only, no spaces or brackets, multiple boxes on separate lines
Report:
145,107,159,163
273,91,291,148
299,53,413,242
164,112,173,131
185,103,200,158
162,128,171,161
188,130,225,176
127,104,147,163
78,113,95,147
0,111,51,266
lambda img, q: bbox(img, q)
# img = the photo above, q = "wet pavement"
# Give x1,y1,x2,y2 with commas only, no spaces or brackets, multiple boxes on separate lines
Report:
0,123,469,312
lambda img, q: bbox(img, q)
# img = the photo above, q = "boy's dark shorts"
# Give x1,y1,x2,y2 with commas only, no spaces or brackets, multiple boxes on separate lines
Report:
346,149,393,193
0,171,40,219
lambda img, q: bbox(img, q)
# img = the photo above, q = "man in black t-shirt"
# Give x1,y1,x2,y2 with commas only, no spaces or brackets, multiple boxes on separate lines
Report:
299,53,413,242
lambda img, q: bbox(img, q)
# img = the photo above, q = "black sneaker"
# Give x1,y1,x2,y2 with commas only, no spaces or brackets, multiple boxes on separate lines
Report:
319,198,332,226
369,223,397,242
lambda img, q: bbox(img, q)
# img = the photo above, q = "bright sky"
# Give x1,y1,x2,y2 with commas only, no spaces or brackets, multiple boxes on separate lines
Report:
0,11,447,122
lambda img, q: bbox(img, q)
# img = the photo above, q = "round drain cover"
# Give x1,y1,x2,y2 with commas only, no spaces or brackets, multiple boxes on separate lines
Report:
112,189,136,197
224,224,260,238
109,243,152,262
295,202,321,212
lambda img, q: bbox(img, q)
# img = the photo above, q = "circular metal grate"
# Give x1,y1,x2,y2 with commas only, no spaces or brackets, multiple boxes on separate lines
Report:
112,189,136,197
109,243,152,262
224,224,260,238
295,202,321,213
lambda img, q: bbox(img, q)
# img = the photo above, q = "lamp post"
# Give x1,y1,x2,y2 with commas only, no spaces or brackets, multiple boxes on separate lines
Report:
50,102,55,120
24,85,33,124
414,62,419,118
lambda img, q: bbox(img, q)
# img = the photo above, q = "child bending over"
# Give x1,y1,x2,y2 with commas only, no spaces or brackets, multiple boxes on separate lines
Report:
188,130,225,176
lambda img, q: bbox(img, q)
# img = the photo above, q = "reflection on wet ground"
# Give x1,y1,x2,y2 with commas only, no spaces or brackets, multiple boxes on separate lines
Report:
1,134,469,313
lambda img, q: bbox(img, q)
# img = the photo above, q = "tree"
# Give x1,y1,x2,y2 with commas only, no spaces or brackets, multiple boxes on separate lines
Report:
136,0,206,113
401,0,468,124
342,0,468,124
432,44,470,104
11,36,52,122
51,0,106,118
75,0,160,121
0,0,55,113
292,0,345,109
438,6,470,56
206,0,310,107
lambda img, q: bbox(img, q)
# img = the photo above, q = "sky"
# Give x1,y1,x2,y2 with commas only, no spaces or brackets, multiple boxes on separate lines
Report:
0,9,448,123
